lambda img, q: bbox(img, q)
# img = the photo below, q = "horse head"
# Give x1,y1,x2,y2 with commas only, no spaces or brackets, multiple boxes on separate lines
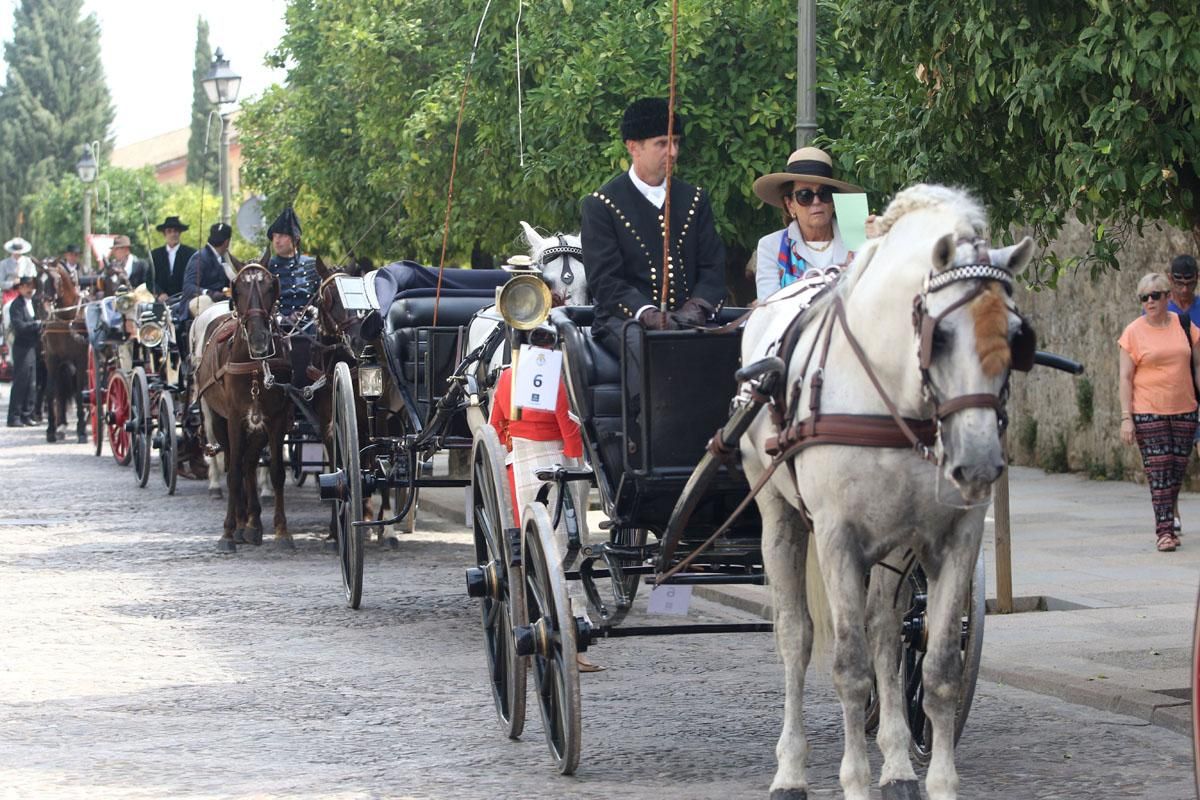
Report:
231,263,280,360
869,185,1036,502
313,256,367,351
519,221,587,307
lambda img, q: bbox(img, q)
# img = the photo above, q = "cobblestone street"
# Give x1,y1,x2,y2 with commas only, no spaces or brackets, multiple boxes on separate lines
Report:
0,422,1194,799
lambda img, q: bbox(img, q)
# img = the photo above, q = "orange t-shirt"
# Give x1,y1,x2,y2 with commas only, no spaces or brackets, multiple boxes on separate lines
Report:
1118,312,1200,415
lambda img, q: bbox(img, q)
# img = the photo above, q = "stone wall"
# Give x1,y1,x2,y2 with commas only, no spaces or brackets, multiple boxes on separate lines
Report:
1008,218,1197,484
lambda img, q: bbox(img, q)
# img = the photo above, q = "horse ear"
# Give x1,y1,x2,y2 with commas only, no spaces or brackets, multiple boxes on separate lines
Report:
931,233,956,271
315,254,330,279
519,221,545,251
988,236,1035,274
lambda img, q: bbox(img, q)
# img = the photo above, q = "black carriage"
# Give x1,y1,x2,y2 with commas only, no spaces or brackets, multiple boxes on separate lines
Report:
318,262,523,609
464,306,991,775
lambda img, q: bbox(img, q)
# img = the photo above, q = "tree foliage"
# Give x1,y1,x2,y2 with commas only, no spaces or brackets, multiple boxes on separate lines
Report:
25,165,258,262
238,0,803,271
0,0,113,237
186,16,220,189
824,0,1200,283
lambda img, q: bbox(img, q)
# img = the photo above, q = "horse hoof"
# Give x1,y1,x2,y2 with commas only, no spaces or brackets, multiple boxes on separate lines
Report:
383,535,399,551
769,790,807,800
274,537,295,551
323,539,338,554
216,538,236,553
233,528,247,544
880,780,921,800
208,488,223,499
247,528,264,546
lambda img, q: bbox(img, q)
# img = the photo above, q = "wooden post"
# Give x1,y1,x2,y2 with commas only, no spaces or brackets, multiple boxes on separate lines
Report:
994,462,1014,614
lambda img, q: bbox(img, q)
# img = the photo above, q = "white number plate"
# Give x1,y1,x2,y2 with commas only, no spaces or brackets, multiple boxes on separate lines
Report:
647,585,692,616
513,345,562,412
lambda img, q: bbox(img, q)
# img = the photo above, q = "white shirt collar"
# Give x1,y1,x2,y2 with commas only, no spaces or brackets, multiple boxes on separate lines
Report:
166,243,179,253
628,167,666,209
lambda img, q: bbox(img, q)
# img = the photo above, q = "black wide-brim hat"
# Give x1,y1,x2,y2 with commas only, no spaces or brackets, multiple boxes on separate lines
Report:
753,146,864,208
621,97,685,142
156,215,189,232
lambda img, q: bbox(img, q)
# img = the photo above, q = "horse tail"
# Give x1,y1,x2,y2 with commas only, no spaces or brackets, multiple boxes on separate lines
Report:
804,535,834,655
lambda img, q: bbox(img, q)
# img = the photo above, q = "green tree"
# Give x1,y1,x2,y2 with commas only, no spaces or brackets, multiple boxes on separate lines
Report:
185,16,219,189
824,0,1200,283
238,0,803,297
0,0,113,237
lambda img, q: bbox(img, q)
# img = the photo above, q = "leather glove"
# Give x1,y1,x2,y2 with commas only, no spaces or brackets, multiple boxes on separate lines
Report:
640,308,679,331
672,297,714,328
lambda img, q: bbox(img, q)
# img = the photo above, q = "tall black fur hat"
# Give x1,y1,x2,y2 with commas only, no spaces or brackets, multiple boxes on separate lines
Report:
620,97,684,142
266,207,302,241
208,223,232,246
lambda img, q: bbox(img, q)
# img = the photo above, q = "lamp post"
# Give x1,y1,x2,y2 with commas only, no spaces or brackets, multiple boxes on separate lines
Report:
75,142,99,271
202,48,242,226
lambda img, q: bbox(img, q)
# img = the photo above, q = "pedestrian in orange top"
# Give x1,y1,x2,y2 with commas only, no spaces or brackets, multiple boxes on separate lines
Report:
1119,272,1200,551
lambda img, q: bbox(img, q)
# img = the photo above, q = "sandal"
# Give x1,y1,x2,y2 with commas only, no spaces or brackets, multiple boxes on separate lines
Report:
1157,533,1177,552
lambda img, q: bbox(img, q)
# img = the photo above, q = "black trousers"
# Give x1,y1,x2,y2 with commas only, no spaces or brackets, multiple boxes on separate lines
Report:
8,342,36,423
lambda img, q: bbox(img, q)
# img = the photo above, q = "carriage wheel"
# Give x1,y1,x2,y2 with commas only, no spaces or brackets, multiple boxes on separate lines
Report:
87,345,102,457
158,391,177,495
130,367,152,488
866,547,985,764
521,502,582,775
288,439,309,487
469,426,526,739
1192,584,1200,794
331,361,364,609
106,369,131,466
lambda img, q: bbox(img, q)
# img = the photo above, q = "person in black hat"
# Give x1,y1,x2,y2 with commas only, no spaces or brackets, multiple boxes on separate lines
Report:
176,223,234,320
149,216,197,301
265,207,321,387
6,275,41,426
581,97,726,349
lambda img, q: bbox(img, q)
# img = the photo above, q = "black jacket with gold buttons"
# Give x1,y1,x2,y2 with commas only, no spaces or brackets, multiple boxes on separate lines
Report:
580,172,726,351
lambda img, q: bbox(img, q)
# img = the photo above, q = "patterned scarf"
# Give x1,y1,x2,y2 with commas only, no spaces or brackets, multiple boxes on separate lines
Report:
777,226,808,289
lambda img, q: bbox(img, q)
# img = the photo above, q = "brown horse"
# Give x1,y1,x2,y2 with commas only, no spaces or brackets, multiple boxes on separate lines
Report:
37,262,90,443
195,264,293,552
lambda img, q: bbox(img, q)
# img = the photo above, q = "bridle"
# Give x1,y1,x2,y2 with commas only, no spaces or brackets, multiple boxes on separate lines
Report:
539,234,583,287
911,237,1017,437
231,264,280,359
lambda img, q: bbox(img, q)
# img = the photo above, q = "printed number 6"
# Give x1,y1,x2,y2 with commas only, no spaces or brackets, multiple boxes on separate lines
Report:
533,374,543,388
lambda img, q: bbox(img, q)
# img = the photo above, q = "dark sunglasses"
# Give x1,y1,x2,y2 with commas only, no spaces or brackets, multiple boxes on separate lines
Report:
791,187,836,206
1139,290,1168,302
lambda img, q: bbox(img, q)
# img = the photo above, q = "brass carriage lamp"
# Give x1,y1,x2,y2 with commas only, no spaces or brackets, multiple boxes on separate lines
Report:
75,144,98,271
358,345,384,400
202,48,242,226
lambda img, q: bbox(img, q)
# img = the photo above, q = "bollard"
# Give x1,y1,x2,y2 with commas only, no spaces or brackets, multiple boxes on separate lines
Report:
994,466,1014,614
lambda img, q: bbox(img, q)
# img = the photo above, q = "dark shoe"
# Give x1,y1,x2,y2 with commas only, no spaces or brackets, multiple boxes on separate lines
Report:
7,420,25,428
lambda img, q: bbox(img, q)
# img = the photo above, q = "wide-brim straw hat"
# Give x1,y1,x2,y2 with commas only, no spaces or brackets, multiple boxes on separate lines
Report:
4,237,31,255
752,147,863,208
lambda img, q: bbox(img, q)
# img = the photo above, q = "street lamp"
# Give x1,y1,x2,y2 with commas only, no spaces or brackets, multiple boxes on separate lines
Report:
75,142,99,270
202,47,242,226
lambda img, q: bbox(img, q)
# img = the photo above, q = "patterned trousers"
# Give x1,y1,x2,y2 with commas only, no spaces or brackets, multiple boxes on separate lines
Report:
1133,410,1198,537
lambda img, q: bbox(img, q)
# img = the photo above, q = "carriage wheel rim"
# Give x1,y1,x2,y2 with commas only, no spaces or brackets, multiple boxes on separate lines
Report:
107,372,131,465
131,369,151,487
331,363,363,608
159,393,176,494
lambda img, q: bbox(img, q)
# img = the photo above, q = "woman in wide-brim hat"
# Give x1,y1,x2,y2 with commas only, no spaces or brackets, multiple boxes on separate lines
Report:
751,146,863,301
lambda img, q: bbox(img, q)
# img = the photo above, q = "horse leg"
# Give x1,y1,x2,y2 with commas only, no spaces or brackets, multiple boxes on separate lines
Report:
756,480,814,800
268,423,292,549
44,363,57,443
74,369,87,443
867,556,919,799
259,463,274,499
203,400,225,498
218,425,239,552
920,521,981,800
242,435,265,546
818,531,873,800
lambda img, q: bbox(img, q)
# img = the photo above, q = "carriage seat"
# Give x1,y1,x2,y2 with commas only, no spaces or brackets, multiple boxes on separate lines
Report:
550,307,625,482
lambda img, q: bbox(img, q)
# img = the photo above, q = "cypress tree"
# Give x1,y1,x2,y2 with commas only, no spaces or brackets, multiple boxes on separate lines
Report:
185,16,219,189
0,0,113,237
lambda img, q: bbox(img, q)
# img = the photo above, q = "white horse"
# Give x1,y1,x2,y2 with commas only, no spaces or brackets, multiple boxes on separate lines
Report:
741,185,1033,800
189,298,233,498
463,221,587,433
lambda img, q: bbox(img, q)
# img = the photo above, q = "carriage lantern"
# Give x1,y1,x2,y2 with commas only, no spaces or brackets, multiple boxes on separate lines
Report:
357,345,383,399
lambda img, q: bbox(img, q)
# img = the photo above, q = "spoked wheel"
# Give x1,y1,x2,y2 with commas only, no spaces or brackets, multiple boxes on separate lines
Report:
288,438,308,487
87,345,102,457
467,426,526,739
130,367,152,487
330,361,364,609
1192,583,1200,794
106,369,131,466
865,547,985,764
518,502,582,775
158,391,177,495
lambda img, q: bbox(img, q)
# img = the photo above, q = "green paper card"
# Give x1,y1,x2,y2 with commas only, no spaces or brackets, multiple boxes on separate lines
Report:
834,193,870,252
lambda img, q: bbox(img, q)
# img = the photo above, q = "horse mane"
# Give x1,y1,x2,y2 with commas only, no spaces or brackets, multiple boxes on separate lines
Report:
875,184,988,240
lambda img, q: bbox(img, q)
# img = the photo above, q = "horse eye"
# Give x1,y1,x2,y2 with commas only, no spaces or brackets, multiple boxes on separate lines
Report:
931,326,952,354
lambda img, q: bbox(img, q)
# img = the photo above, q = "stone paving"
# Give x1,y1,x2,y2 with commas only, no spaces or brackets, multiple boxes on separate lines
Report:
0,404,1194,798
